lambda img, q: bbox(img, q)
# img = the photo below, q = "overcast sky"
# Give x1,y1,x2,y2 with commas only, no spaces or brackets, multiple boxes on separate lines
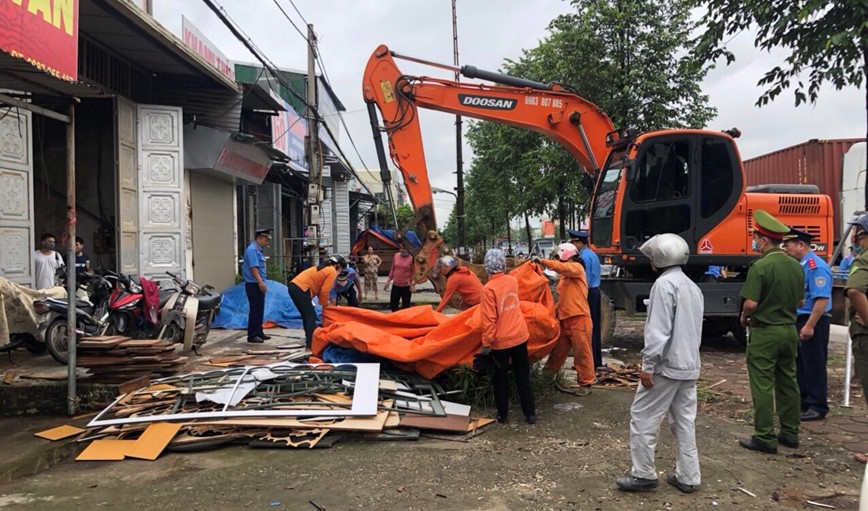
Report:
154,1,864,226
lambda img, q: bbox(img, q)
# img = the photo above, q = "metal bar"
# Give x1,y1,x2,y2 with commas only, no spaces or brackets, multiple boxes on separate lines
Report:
66,104,77,416
0,93,71,123
390,51,460,74
844,334,853,407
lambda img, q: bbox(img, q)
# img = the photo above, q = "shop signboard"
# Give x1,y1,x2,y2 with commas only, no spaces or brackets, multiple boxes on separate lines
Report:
181,16,234,80
271,93,308,171
0,0,80,81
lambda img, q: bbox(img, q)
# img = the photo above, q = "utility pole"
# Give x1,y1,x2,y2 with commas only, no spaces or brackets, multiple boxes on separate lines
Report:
452,0,465,257
306,24,322,256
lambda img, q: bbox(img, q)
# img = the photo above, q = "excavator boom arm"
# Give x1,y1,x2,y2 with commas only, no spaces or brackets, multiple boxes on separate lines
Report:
362,44,615,284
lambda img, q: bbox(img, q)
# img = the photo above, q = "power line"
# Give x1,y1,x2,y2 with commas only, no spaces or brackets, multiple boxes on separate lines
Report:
202,0,382,203
287,0,309,25
269,0,307,42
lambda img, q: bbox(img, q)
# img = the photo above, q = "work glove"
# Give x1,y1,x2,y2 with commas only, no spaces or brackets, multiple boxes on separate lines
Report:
473,346,497,375
531,256,544,266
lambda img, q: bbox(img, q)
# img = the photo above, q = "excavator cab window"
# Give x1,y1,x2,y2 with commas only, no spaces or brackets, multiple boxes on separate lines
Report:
591,150,627,248
622,140,693,250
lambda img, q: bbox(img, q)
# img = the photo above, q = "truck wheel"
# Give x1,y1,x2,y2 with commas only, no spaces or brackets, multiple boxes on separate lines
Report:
46,318,70,365
600,290,616,345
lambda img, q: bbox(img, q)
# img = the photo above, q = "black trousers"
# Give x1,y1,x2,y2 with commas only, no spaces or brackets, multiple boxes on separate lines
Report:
492,341,536,419
338,286,359,307
288,282,318,348
389,285,412,312
796,314,830,417
245,282,265,340
588,287,602,368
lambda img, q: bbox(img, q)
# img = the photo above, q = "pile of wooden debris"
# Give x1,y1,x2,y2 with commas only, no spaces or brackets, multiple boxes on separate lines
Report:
36,362,495,461
594,363,642,388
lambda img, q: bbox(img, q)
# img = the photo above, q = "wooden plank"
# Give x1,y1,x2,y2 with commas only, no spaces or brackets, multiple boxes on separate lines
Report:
3,370,16,385
117,375,151,396
76,439,137,461
119,339,170,348
125,423,182,460
77,357,133,366
399,413,470,433
35,424,86,441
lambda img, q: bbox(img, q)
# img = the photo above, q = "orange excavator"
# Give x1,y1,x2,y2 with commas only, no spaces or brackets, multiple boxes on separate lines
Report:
363,44,833,341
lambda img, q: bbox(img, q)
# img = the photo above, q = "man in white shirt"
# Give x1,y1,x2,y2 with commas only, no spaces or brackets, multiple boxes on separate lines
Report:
33,233,64,290
616,233,703,494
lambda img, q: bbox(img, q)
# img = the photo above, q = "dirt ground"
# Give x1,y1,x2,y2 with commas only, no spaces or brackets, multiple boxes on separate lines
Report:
0,316,865,511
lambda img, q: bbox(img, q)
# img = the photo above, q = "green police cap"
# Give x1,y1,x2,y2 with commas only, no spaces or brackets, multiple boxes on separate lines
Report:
753,210,790,239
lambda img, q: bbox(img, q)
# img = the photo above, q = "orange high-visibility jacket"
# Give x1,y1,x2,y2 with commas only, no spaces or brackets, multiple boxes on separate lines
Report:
291,266,338,305
436,266,484,312
480,273,530,350
543,259,590,319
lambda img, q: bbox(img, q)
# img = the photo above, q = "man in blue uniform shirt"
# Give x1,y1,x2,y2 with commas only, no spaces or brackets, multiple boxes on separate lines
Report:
242,229,271,344
568,229,604,369
783,228,832,421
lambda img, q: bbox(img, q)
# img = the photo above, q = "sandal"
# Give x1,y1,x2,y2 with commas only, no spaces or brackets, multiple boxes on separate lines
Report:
854,452,868,463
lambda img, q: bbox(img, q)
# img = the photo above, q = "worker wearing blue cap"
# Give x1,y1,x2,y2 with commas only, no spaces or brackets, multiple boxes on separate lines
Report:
242,228,273,343
568,229,604,370
783,228,832,422
738,210,804,454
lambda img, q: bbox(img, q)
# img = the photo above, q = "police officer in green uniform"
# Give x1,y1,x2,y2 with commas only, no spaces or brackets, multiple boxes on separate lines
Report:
738,210,805,454
845,214,868,407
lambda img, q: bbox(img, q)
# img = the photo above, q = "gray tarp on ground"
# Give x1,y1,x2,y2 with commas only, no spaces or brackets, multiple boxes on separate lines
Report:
0,277,66,344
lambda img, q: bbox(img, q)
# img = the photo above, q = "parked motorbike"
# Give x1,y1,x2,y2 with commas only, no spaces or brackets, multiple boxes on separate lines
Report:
36,270,114,364
100,271,176,339
157,272,222,353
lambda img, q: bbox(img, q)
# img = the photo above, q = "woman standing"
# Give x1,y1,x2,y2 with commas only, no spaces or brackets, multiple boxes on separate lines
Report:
384,245,414,311
289,255,342,348
363,247,382,301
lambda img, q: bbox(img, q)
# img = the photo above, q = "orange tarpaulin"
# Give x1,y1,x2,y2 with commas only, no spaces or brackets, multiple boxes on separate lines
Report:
312,262,560,379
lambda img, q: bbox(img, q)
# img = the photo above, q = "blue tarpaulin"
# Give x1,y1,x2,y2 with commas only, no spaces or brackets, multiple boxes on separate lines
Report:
352,226,422,249
211,279,322,330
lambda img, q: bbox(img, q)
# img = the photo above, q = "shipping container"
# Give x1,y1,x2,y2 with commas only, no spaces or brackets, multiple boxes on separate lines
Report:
743,138,864,241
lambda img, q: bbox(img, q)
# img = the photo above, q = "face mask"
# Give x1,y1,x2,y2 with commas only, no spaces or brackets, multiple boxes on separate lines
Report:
43,241,55,250
751,239,761,253
855,245,865,255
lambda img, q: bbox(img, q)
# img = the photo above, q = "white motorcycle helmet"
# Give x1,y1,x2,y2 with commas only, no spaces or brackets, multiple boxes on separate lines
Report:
639,233,689,269
438,255,458,276
555,242,579,262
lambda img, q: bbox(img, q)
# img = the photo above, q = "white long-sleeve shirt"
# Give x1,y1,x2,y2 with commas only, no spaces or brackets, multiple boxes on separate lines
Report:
642,266,703,380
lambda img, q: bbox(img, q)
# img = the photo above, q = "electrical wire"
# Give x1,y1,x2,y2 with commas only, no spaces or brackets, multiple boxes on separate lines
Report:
204,0,382,204
286,0,309,25
269,0,308,43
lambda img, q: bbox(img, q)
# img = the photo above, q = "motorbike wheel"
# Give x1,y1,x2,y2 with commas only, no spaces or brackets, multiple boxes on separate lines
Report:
46,318,71,365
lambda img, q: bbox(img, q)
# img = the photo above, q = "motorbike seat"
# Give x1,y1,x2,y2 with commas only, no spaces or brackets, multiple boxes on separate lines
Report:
159,290,175,308
197,292,222,310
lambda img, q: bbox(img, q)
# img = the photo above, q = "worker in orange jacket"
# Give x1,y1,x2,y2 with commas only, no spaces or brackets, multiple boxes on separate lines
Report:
434,255,483,313
289,255,342,348
479,248,536,424
533,242,595,396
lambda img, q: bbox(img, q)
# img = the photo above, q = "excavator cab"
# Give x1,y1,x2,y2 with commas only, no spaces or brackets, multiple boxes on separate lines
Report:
591,131,745,274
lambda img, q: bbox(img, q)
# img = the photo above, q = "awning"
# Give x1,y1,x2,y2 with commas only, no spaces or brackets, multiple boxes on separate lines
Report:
242,83,285,113
185,125,279,185
0,0,238,100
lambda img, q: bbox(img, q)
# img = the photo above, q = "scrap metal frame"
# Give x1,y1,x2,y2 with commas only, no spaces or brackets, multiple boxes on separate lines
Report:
87,363,381,428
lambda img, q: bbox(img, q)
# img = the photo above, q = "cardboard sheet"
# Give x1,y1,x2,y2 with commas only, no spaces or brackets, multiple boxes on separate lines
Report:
126,423,182,460
35,424,86,441
399,413,470,432
76,439,137,461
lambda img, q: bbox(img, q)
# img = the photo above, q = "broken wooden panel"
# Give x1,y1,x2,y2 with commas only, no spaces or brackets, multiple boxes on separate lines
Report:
75,439,137,461
34,425,86,441
125,422,183,460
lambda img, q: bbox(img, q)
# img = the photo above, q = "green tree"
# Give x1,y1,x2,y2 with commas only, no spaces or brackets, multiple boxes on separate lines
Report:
459,0,717,246
528,0,716,130
693,0,867,140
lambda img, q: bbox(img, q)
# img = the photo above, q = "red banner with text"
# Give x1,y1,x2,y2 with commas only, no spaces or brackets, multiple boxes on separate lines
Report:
0,0,80,81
